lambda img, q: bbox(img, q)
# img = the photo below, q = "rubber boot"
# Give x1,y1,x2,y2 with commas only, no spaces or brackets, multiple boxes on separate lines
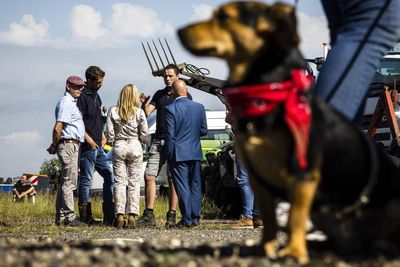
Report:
78,203,88,223
127,214,136,229
102,202,115,226
86,202,102,225
115,214,125,229
79,202,101,225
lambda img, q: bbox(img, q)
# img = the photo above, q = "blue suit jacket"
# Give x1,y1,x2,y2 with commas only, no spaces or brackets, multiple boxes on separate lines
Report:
165,97,208,162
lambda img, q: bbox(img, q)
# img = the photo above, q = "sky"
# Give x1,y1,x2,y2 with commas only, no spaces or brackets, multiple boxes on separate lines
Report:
0,0,328,178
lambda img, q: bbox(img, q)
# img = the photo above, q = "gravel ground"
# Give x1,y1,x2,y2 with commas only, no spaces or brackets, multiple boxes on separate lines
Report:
1,219,400,267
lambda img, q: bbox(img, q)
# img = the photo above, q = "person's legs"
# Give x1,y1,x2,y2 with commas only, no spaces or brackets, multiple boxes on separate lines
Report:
95,147,115,225
95,147,114,203
166,162,178,227
112,142,128,216
126,142,142,216
138,139,163,226
57,143,80,224
168,179,178,211
55,176,63,225
144,175,157,209
171,161,192,226
189,160,202,226
235,156,254,219
233,156,254,228
78,147,97,204
316,0,400,121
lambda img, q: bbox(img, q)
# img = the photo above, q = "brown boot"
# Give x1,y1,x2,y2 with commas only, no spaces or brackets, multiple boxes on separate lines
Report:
127,214,136,229
232,215,254,229
115,214,125,229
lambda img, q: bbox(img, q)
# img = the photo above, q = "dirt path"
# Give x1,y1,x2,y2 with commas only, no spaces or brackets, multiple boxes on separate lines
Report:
1,219,399,266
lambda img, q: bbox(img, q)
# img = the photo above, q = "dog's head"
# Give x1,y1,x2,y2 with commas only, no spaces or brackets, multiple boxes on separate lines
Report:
178,1,300,85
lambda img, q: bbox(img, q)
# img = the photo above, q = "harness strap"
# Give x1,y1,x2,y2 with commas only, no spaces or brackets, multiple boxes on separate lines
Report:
336,131,379,218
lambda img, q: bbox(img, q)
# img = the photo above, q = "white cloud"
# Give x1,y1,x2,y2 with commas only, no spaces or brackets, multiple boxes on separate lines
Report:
297,12,329,59
0,15,49,46
0,131,42,143
110,3,173,37
190,4,214,22
0,3,175,48
70,5,106,40
0,131,46,178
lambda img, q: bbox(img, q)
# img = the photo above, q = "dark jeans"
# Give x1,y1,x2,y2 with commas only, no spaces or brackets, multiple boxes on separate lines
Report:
78,146,114,203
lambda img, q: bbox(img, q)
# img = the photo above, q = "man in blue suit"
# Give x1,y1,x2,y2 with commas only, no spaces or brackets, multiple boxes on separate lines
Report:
165,79,208,227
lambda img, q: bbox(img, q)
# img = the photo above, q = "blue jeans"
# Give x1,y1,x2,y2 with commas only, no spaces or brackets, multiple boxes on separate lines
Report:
235,156,259,219
79,146,114,203
315,0,400,121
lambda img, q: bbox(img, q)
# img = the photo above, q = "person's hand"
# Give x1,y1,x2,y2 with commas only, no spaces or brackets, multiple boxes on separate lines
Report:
89,141,98,150
101,135,107,146
47,144,57,154
140,93,150,104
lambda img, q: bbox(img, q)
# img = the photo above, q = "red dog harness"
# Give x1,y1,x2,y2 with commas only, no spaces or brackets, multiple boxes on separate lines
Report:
223,69,313,170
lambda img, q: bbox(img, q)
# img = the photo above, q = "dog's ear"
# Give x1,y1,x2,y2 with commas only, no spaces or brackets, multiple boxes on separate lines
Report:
258,2,299,49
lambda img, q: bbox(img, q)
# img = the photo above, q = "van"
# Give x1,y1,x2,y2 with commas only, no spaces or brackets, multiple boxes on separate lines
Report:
90,110,230,194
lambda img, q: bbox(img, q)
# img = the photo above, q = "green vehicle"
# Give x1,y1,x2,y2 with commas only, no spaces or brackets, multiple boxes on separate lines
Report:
200,111,232,159
202,141,241,217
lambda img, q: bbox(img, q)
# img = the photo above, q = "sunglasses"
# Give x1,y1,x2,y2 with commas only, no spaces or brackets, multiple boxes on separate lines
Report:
68,85,84,91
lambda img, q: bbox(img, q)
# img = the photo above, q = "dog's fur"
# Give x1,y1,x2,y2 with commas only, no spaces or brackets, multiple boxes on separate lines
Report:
178,1,400,264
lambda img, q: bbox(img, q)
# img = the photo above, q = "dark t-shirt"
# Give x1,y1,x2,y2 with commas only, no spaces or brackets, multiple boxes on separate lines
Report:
150,87,192,140
14,181,33,194
77,87,103,147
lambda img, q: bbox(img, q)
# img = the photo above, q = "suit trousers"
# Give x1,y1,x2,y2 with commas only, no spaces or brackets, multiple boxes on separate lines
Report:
112,139,143,215
56,142,80,223
170,160,202,226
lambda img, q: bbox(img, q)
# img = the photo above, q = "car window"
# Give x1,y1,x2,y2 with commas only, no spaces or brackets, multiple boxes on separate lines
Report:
200,130,231,141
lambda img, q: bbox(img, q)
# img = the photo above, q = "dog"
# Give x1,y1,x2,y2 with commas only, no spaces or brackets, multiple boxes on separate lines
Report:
178,1,400,264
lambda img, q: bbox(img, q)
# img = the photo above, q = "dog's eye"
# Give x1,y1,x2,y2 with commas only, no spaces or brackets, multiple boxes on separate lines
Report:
217,11,230,22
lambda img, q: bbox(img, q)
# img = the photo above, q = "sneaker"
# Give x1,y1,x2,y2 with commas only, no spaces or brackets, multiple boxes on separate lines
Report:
253,217,264,228
165,210,176,228
232,215,254,229
64,218,87,227
137,209,156,227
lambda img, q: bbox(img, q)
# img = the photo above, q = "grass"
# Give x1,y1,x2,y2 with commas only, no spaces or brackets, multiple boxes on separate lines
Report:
0,192,227,234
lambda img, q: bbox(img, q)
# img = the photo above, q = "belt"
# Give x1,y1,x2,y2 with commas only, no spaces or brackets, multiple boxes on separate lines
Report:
59,139,80,145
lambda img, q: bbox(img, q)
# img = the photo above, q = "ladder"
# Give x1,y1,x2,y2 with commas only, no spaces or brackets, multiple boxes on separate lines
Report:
368,85,400,147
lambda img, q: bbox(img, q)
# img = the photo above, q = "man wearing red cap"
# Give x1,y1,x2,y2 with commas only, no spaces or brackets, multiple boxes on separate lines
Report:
47,75,86,226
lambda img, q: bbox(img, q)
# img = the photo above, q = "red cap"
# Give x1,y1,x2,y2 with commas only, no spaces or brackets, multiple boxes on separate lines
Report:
66,76,85,86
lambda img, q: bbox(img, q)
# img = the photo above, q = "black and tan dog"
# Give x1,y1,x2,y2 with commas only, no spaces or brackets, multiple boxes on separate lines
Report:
178,1,400,264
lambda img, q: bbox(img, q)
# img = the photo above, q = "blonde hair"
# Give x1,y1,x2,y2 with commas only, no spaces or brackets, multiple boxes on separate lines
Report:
116,84,141,124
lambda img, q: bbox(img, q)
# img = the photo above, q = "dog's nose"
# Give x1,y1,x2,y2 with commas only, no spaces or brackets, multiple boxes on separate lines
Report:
177,28,185,41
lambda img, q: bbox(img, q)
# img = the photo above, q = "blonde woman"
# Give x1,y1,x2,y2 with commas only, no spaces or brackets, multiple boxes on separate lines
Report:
107,84,148,229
